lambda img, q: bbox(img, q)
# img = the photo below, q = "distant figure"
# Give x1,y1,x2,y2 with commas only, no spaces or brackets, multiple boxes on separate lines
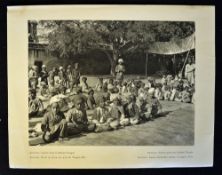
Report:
95,77,103,92
40,65,48,84
29,65,39,89
87,88,96,110
73,63,81,87
66,65,73,88
185,59,195,85
115,58,126,82
80,76,89,93
58,66,67,86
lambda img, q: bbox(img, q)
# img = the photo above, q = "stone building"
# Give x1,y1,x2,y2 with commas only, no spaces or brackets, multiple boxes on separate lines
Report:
28,20,56,71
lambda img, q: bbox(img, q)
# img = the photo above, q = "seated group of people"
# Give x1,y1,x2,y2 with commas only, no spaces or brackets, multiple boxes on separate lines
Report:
38,85,162,143
155,74,195,103
28,64,194,143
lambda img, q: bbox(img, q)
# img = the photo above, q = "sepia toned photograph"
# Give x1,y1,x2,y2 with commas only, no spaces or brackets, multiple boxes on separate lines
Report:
28,20,195,146
7,5,215,168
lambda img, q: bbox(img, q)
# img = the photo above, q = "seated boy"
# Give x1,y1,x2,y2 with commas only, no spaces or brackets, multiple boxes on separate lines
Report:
170,84,178,101
154,85,163,100
38,82,50,101
66,97,96,133
166,74,173,86
107,79,114,93
163,85,171,101
41,100,68,143
109,97,130,129
161,75,167,85
137,96,151,121
29,89,44,118
124,95,140,125
121,81,128,94
92,96,112,132
56,86,70,112
95,77,103,92
95,86,111,105
80,76,89,93
181,86,191,103
147,91,162,119
111,81,120,94
138,82,145,96
70,87,88,110
87,88,96,110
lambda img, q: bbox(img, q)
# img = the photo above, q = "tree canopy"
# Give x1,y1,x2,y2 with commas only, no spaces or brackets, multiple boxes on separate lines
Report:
39,20,194,57
38,20,194,74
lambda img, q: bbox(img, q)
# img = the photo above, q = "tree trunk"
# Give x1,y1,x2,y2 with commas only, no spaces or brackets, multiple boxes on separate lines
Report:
103,50,118,76
111,51,119,76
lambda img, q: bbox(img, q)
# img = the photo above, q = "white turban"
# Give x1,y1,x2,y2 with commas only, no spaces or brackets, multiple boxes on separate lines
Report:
148,88,155,96
118,58,124,63
49,96,61,105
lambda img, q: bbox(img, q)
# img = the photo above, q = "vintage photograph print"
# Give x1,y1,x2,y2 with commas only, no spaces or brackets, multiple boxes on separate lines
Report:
28,20,195,146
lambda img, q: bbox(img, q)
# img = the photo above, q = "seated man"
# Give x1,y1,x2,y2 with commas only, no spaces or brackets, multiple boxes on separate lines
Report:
92,96,112,132
41,100,68,143
124,95,140,125
29,89,44,118
66,97,96,133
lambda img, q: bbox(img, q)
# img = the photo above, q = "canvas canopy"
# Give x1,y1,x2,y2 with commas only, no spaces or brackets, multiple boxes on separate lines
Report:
147,33,195,55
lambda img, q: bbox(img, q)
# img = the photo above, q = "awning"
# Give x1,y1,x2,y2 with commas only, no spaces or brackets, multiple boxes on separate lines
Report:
147,33,195,55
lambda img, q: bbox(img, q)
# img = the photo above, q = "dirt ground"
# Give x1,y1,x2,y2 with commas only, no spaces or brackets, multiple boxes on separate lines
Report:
30,100,194,146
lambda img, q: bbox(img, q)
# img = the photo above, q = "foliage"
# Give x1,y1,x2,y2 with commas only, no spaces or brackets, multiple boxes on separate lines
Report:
39,20,195,59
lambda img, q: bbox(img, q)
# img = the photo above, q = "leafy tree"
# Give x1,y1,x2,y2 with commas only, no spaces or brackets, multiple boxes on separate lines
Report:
39,20,194,75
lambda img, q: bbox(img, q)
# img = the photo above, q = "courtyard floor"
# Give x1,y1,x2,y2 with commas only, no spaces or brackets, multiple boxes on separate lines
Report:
29,100,194,146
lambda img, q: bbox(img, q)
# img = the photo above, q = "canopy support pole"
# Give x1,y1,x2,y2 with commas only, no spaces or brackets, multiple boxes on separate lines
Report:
173,54,176,75
145,52,148,76
180,36,195,76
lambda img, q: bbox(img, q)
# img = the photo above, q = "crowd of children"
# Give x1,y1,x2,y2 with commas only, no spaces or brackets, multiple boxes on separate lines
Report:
28,63,195,143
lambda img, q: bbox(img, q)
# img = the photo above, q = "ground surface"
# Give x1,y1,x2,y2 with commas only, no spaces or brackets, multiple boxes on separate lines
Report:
29,100,194,146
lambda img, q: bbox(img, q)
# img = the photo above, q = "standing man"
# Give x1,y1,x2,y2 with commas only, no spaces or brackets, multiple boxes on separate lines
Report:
115,58,126,83
185,58,195,85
